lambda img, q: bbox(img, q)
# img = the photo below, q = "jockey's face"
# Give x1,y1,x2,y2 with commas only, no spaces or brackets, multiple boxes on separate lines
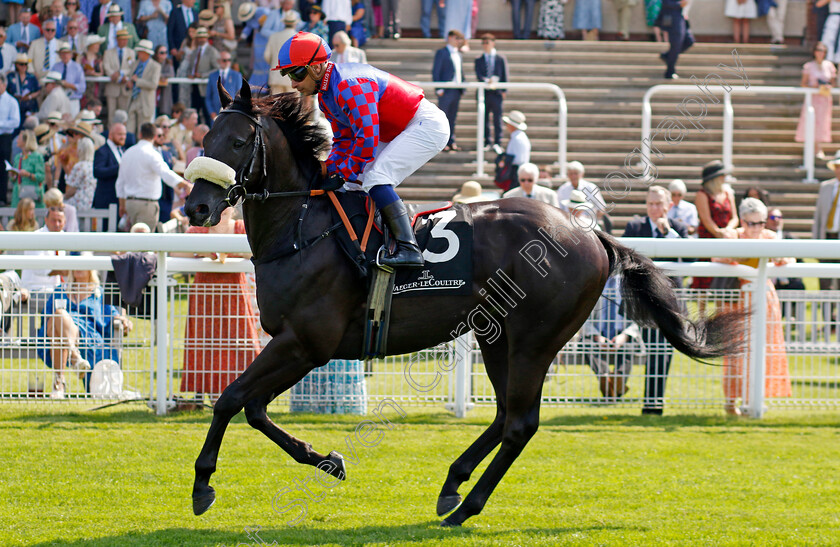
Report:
290,63,326,96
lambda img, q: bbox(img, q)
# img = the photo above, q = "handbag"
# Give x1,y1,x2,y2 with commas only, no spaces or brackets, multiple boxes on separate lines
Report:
494,152,517,192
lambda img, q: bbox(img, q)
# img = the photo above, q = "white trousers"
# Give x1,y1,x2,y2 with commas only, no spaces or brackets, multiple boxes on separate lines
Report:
349,98,450,192
767,0,788,43
823,13,840,64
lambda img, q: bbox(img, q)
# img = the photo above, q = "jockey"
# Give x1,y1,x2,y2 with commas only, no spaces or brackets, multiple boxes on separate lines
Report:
273,31,450,268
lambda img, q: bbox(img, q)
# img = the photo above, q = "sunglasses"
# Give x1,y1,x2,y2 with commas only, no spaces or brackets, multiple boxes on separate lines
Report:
219,58,231,62
519,178,534,182
744,220,766,228
44,28,56,32
283,65,309,82
769,214,783,220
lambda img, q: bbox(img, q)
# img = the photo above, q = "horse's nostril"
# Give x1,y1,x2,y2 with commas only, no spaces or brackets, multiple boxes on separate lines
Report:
196,204,210,216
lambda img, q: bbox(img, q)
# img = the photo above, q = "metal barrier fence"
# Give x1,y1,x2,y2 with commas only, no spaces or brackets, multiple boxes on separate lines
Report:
1,234,839,418
0,204,118,233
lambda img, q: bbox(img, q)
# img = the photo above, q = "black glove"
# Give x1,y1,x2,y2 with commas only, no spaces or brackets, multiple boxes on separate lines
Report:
323,173,346,191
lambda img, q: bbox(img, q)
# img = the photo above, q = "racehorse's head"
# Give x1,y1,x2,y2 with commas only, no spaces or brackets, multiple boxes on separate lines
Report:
184,79,263,226
184,79,329,227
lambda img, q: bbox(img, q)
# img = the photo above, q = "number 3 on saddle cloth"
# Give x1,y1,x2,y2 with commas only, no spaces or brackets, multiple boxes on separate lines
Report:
329,192,474,297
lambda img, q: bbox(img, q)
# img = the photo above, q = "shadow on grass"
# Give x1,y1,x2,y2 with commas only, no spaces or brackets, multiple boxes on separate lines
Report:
27,523,631,547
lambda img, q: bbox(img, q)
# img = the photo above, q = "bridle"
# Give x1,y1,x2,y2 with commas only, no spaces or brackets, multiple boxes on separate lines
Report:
214,107,327,209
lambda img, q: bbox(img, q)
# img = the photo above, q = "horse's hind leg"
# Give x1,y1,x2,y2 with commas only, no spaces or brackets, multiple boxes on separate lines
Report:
441,348,552,527
244,393,346,480
437,335,509,516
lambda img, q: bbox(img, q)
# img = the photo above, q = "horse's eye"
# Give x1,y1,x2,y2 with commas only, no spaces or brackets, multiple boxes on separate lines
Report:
233,139,246,149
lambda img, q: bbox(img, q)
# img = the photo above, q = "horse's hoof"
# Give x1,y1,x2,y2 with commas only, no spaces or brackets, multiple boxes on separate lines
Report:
436,494,462,516
327,450,347,481
193,485,216,516
440,518,462,527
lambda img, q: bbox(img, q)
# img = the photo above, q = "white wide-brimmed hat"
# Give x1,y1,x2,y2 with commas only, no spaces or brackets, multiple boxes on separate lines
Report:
502,110,527,131
453,180,486,204
135,39,155,55
561,188,596,210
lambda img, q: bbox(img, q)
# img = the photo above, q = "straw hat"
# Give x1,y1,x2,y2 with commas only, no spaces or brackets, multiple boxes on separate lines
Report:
78,110,102,127
284,9,299,24
106,3,124,17
84,35,106,49
238,2,256,21
135,39,154,55
67,121,94,140
46,111,63,123
198,9,217,26
57,41,72,53
195,27,209,38
453,181,486,204
34,124,52,144
14,52,29,64
41,71,62,85
502,110,527,131
561,189,596,210
700,160,731,184
116,28,130,39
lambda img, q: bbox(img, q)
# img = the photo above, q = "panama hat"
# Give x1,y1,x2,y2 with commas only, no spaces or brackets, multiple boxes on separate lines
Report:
14,52,29,64
46,111,63,123
238,2,256,21
195,27,209,38
561,188,596,211
701,160,731,184
198,9,218,26
135,39,154,55
106,3,124,16
502,110,527,131
84,35,106,49
116,28,131,39
57,41,72,53
78,110,101,126
67,121,94,140
34,123,52,144
826,150,840,169
41,71,62,85
283,9,299,24
453,181,487,204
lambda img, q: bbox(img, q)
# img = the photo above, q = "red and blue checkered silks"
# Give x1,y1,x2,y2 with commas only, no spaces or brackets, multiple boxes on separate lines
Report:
317,63,424,182
275,31,332,70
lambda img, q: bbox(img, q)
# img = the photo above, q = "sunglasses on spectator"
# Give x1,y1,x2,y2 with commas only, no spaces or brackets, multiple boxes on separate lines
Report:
66,2,77,5
769,214,783,220
44,28,56,32
744,220,766,227
220,57,231,63
519,178,534,182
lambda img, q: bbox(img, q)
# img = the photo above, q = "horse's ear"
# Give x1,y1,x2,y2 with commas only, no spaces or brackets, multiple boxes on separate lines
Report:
218,78,233,109
238,77,251,104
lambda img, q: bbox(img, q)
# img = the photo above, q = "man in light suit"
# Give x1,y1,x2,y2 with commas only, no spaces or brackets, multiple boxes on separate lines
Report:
184,27,218,124
432,29,464,152
102,29,135,125
62,19,86,57
503,163,559,206
813,151,840,291
127,40,162,134
622,185,688,415
0,29,18,76
98,4,139,52
330,30,366,63
204,52,242,122
27,19,60,81
264,11,297,94
7,10,41,53
474,33,507,149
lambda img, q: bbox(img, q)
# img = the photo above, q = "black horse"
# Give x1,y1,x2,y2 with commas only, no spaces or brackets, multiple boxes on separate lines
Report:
184,81,745,526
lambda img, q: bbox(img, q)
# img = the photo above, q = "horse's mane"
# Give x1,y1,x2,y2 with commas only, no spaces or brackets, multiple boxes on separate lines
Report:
238,92,330,168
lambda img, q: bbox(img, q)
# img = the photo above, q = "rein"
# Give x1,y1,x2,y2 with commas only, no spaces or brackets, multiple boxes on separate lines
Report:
214,107,361,266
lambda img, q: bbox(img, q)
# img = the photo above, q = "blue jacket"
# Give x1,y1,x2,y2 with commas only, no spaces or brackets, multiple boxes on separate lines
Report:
93,143,121,209
205,68,244,118
7,23,41,52
432,46,463,94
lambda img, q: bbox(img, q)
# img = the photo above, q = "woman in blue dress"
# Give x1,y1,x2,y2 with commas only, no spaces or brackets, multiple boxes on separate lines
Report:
573,0,602,40
38,266,132,398
350,1,367,47
7,53,40,122
136,0,173,50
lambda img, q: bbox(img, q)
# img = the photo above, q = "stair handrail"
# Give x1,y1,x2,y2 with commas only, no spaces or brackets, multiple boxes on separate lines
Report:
642,84,831,184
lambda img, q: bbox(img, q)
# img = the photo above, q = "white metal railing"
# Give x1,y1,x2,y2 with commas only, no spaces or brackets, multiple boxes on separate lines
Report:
85,76,208,85
2,234,840,418
641,85,837,184
414,81,567,179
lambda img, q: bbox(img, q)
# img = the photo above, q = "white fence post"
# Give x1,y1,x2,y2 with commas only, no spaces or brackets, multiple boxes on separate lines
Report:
475,87,486,177
803,92,817,183
155,252,169,416
453,332,472,418
722,93,734,171
746,257,769,418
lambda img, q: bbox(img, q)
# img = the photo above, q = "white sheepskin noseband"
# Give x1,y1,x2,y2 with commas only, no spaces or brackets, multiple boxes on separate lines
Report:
184,156,237,189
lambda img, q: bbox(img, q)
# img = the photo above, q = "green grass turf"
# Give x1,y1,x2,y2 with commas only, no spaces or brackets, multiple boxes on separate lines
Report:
1,406,839,546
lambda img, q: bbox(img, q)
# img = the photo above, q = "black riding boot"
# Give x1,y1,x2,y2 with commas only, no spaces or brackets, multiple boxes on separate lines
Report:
379,200,424,268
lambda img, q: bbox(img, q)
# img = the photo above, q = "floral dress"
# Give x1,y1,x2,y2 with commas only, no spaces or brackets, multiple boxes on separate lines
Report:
138,0,172,50
538,0,565,39
65,160,96,211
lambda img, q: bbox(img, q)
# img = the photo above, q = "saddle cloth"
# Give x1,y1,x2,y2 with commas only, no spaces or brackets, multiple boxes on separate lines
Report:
330,191,474,297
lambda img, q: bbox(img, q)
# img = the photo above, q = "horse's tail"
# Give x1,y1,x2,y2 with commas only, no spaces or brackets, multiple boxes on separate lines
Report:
596,231,747,360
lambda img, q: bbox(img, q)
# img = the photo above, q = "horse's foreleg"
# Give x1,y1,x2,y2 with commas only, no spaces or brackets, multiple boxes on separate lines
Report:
243,394,346,480
192,334,319,516
437,336,509,516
